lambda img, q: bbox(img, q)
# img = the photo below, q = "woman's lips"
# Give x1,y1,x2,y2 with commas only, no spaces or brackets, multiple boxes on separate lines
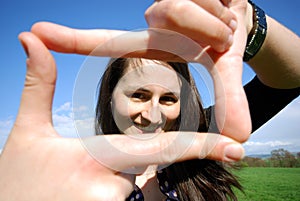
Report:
133,123,163,134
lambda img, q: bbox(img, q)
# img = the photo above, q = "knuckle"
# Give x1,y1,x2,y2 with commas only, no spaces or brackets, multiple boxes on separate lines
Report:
144,6,153,22
146,1,192,28
209,26,232,52
169,1,193,22
171,1,191,14
213,25,230,42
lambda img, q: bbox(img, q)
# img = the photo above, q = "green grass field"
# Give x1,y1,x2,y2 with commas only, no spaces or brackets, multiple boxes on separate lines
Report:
232,167,300,201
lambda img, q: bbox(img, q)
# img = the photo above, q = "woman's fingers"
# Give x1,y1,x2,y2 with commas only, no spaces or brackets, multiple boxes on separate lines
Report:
31,22,207,61
31,22,127,55
15,32,57,136
192,0,236,26
211,55,251,142
145,0,236,52
83,132,244,174
145,0,251,142
209,0,252,142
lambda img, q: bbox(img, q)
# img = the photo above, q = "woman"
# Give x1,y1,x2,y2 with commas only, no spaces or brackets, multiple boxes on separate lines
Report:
95,57,243,201
1,0,299,200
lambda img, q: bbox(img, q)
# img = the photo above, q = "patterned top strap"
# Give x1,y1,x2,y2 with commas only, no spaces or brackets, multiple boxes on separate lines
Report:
126,168,180,201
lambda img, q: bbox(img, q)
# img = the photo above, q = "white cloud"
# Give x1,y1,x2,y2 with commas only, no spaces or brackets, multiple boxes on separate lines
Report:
0,116,14,136
245,141,292,147
0,102,96,149
52,102,77,138
73,105,89,113
243,140,295,155
244,97,300,155
0,116,14,149
54,102,72,113
74,117,96,138
53,102,95,138
52,113,77,138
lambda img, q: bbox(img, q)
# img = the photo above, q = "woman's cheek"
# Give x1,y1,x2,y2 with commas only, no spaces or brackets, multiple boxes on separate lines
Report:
115,98,143,118
127,102,144,117
112,96,131,117
164,102,181,120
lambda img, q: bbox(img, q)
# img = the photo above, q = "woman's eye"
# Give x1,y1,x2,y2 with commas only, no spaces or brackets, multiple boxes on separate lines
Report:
131,92,147,101
160,96,178,105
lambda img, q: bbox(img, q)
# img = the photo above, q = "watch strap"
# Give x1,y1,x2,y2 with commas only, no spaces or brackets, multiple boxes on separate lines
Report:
243,0,267,62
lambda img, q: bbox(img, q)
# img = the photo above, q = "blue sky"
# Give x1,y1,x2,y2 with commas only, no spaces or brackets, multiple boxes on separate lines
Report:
0,0,299,155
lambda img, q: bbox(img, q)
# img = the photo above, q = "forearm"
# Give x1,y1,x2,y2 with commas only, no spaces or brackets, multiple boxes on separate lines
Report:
244,76,300,132
246,13,300,89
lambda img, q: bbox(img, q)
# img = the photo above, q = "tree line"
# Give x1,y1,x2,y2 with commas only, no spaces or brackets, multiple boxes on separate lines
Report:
235,148,300,168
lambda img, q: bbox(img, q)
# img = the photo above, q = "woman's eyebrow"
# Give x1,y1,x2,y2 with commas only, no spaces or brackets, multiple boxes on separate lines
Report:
124,85,180,97
130,88,150,93
164,91,180,98
124,86,150,93
136,88,150,92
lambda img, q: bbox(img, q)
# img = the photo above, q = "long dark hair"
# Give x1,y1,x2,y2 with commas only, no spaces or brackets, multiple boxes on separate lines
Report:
95,58,242,201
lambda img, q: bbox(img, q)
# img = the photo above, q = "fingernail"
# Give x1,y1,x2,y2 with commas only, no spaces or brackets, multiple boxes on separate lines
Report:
217,34,233,53
229,19,237,31
227,34,233,46
221,34,233,52
224,143,245,162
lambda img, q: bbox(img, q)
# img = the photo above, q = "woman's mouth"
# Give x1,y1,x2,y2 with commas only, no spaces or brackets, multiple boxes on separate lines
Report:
133,123,163,134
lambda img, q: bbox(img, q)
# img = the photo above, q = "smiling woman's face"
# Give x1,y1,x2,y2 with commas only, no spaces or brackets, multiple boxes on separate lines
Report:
111,59,182,134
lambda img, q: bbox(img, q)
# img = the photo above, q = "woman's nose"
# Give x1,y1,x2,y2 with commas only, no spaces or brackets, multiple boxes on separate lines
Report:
141,104,162,124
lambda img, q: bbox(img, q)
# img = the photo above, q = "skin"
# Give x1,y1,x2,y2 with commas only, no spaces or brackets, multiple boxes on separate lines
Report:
111,60,183,200
112,61,181,135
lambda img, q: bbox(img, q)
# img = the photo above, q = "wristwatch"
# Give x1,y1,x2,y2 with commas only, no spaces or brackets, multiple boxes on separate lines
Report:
243,0,267,62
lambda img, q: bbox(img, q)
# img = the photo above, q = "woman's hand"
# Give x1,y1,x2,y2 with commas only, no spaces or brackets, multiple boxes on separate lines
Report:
0,32,244,201
145,0,239,53
145,0,252,143
0,32,136,201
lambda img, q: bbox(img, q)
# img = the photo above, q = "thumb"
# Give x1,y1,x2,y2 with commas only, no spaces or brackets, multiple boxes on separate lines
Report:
207,0,252,143
16,32,56,129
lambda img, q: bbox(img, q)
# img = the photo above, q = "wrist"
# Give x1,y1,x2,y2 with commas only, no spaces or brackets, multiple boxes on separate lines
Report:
243,0,267,62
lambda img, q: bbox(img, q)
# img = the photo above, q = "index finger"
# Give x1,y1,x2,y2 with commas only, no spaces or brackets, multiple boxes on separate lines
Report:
31,22,205,62
31,22,126,55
